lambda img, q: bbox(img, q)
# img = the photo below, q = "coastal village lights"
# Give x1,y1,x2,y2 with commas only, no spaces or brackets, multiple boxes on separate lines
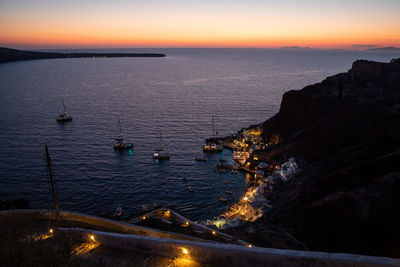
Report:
209,157,298,228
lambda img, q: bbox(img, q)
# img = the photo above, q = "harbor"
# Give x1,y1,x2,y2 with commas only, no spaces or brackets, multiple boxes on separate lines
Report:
2,44,400,264
196,124,301,230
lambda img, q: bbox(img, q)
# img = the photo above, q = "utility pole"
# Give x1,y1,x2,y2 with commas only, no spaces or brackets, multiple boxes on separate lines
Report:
45,145,60,222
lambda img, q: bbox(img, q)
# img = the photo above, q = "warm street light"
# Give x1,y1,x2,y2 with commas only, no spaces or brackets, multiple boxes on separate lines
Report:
181,248,189,255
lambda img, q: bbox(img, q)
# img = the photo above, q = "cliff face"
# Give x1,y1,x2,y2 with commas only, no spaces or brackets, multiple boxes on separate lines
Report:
263,58,400,258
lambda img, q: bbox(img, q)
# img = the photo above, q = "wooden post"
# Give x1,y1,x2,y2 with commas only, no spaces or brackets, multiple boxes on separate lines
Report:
45,145,60,222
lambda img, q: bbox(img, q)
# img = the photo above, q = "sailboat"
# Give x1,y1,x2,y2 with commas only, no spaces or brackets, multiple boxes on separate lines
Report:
203,116,223,152
153,130,170,159
56,98,72,122
114,116,133,150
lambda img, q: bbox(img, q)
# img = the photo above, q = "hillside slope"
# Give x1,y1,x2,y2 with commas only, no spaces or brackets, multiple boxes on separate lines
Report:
262,58,400,257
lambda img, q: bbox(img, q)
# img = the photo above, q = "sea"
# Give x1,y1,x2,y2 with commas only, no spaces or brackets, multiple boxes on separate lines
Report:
0,48,398,221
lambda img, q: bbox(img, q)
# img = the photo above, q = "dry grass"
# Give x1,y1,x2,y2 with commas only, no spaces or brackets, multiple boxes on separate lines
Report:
0,218,171,266
0,219,73,266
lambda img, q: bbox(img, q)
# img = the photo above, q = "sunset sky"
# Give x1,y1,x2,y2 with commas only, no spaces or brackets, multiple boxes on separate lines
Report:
1,0,399,49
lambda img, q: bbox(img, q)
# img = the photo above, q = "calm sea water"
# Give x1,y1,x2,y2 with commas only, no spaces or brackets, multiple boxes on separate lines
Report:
0,48,398,220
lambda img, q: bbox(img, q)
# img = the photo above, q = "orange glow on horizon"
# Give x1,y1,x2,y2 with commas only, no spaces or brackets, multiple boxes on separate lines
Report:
1,1,399,50
2,28,399,49
2,34,399,50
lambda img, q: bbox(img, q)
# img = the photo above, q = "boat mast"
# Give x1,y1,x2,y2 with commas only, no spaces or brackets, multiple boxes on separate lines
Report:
62,98,66,116
45,145,60,222
159,130,164,150
212,116,216,141
117,115,123,142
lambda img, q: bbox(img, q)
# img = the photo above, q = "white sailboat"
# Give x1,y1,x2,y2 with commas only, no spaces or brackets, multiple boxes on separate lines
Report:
56,98,72,122
114,115,133,150
153,130,170,159
203,116,223,152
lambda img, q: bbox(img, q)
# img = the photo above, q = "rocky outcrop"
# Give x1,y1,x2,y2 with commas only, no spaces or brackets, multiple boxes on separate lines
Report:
262,58,400,258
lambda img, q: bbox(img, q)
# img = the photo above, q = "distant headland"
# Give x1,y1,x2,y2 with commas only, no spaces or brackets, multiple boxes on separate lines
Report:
280,46,310,50
0,47,166,63
366,46,400,52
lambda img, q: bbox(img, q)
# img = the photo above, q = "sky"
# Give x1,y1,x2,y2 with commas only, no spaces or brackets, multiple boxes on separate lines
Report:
1,0,400,49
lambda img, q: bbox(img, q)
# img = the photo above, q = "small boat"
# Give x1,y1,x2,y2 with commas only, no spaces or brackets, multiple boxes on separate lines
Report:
153,130,170,159
56,98,72,122
188,186,195,192
164,187,169,193
195,157,207,162
224,181,228,184
225,190,233,194
114,206,122,217
219,159,227,163
182,177,188,181
203,143,223,153
114,116,133,150
218,197,228,202
203,116,223,153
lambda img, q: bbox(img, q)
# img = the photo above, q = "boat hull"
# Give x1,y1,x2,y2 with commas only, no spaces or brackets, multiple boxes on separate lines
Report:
153,155,170,159
57,116,72,122
114,143,133,150
203,147,223,153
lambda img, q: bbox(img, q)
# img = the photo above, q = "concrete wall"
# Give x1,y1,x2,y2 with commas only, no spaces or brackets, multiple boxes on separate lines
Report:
2,209,399,266
0,209,203,242
60,227,400,267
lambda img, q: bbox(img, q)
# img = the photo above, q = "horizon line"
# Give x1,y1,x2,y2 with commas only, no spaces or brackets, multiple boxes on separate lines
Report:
2,45,399,52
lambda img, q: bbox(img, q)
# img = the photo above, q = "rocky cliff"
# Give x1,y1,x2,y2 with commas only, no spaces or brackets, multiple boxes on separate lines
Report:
262,58,400,258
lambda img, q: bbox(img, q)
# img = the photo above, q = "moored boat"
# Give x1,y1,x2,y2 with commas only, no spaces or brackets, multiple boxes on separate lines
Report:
56,98,72,122
203,143,223,152
203,116,223,152
218,197,228,202
195,157,207,162
153,130,170,159
114,116,133,150
114,206,122,217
